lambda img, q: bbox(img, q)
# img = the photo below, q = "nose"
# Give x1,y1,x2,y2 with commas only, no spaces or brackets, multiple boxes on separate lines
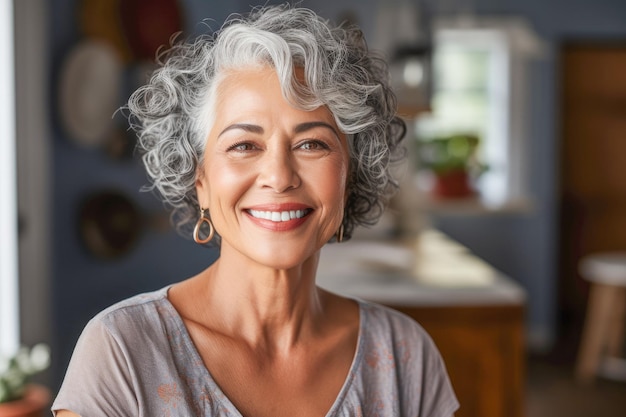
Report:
257,144,301,193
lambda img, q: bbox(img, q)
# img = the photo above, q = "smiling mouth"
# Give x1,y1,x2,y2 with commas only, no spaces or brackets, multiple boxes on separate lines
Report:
247,208,313,222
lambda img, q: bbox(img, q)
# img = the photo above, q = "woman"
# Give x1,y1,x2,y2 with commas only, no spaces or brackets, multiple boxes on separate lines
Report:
53,5,458,417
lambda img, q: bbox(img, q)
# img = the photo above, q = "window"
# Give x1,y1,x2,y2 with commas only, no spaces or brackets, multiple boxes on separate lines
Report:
0,0,18,355
415,18,543,208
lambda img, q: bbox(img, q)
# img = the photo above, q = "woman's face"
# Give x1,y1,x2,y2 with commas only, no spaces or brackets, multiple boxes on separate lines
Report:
196,66,349,270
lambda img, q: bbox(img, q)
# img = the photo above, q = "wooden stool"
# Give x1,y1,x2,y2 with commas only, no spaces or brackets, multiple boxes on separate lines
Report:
575,252,626,383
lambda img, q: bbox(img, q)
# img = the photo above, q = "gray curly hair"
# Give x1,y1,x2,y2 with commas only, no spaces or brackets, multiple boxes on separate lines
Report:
127,4,405,243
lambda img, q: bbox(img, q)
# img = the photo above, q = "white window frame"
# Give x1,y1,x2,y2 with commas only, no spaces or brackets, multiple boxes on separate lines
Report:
423,16,544,210
0,0,18,356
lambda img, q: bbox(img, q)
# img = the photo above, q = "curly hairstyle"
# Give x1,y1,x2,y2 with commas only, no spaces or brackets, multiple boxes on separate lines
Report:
127,4,405,244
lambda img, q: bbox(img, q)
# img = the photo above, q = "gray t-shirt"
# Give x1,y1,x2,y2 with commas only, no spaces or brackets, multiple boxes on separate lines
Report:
53,286,459,416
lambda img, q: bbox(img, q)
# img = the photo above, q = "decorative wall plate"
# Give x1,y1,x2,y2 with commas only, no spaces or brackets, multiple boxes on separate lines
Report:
58,40,123,147
78,190,142,259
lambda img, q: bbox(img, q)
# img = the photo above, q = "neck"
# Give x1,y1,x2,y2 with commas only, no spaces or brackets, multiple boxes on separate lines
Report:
200,244,325,354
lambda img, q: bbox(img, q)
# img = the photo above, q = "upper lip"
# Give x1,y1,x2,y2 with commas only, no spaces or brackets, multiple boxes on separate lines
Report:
244,203,312,211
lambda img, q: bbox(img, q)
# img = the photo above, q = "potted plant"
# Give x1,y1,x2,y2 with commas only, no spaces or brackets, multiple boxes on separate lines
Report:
0,344,51,417
416,133,487,198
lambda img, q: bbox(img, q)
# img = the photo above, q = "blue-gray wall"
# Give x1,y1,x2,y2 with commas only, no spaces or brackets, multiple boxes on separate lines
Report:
49,0,626,387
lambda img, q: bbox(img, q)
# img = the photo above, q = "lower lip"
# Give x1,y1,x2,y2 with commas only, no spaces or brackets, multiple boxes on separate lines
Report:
244,211,311,231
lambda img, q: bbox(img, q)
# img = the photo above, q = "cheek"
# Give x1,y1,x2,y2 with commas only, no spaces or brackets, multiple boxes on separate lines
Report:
205,159,254,207
314,156,349,208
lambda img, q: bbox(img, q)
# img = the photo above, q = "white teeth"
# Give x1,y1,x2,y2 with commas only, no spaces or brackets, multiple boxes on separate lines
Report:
248,209,309,222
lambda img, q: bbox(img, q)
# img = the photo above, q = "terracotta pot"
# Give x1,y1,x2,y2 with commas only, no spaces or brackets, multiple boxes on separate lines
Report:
433,169,475,198
0,385,51,417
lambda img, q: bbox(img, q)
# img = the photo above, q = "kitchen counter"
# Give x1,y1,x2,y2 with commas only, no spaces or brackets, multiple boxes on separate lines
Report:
317,229,526,307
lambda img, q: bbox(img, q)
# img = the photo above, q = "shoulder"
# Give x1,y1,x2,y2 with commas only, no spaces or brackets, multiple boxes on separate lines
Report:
79,285,174,352
91,286,171,327
96,285,171,318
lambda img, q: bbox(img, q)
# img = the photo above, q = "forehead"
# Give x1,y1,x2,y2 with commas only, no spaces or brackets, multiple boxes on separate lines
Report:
212,66,337,125
214,66,299,103
216,66,278,97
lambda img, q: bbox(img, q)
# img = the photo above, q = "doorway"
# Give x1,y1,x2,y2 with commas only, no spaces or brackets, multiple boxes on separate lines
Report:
558,42,626,359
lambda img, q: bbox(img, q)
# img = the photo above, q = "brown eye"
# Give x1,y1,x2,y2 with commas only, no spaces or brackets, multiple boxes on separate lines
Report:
227,141,257,152
298,140,329,151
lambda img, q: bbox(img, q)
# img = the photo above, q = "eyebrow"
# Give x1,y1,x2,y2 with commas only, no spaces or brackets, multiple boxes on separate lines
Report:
217,121,340,140
294,121,340,139
218,123,264,138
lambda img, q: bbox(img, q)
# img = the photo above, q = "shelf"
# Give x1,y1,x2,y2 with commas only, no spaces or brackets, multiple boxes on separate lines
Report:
415,193,535,216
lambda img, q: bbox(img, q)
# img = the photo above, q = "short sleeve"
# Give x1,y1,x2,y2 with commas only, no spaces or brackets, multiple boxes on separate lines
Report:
52,317,139,417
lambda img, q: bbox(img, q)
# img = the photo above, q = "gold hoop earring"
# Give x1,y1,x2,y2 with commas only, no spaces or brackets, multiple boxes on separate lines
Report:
193,208,214,244
336,223,344,243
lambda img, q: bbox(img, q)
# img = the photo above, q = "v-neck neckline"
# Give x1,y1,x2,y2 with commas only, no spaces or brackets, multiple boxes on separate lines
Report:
160,286,365,417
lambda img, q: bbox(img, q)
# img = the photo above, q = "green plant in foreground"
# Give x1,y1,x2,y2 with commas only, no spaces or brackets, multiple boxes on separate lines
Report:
0,344,50,403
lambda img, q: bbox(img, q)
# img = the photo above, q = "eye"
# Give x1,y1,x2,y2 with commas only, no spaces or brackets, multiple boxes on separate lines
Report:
297,140,330,151
227,141,258,152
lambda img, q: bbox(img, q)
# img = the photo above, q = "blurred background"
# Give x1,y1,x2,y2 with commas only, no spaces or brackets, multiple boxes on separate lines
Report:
1,0,626,416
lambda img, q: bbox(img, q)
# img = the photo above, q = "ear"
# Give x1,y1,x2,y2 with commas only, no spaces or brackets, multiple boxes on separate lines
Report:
342,140,352,204
343,170,352,204
195,169,209,208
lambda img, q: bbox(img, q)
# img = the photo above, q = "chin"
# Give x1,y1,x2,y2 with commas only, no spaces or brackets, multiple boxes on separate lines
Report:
249,244,321,272
256,254,315,272
220,234,325,272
